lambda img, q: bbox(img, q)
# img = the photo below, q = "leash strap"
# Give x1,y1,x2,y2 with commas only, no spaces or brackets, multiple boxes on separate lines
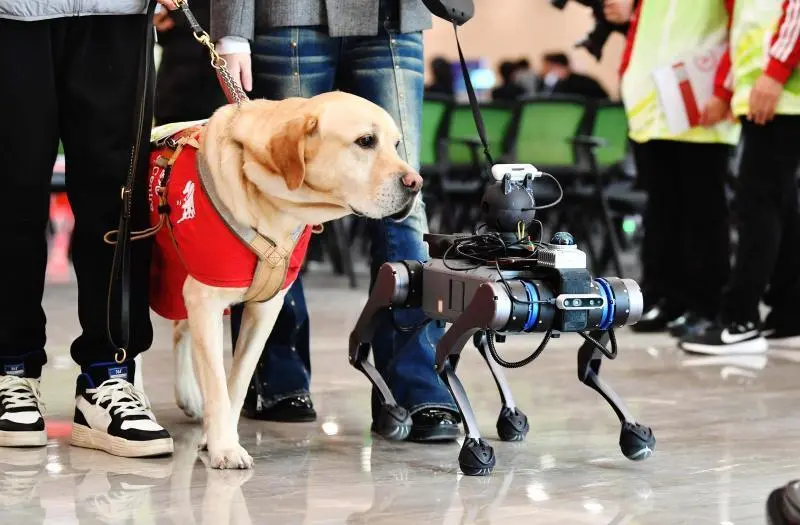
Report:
106,0,158,364
452,21,494,168
175,0,249,105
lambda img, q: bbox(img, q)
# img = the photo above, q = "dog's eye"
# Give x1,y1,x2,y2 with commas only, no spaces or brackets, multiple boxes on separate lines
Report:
395,140,401,150
355,134,377,149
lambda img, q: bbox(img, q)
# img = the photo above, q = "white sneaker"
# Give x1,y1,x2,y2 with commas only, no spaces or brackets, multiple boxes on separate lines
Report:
0,376,46,447
71,363,173,458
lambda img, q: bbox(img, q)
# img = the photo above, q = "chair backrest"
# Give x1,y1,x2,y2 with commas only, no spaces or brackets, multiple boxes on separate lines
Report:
511,96,591,170
420,95,451,167
590,102,629,168
445,103,515,165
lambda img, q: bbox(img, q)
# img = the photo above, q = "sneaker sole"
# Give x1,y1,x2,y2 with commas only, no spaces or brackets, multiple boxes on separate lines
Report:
680,338,768,356
766,335,800,347
0,429,47,447
70,424,173,458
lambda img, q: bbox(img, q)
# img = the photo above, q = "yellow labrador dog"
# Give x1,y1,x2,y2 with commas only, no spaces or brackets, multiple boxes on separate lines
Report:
154,91,421,469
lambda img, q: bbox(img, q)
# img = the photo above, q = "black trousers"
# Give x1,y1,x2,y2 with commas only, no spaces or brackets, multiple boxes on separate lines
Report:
0,16,154,369
632,140,732,318
722,116,800,325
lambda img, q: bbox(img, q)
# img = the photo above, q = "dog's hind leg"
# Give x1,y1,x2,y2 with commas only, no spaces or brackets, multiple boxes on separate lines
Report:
227,289,289,432
183,277,253,469
173,320,204,420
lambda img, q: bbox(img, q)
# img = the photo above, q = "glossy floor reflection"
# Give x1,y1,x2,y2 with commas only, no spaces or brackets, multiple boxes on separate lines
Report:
5,272,800,524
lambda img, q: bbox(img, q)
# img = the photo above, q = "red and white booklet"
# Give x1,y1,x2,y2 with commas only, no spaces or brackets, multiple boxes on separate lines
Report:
651,44,727,135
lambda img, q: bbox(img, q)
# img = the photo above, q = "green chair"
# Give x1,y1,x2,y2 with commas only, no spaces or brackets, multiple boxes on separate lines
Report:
420,95,451,171
509,95,592,176
574,101,645,276
437,102,516,231
444,103,515,168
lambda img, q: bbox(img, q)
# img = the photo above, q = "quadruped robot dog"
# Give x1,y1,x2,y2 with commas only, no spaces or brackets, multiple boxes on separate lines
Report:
347,0,656,476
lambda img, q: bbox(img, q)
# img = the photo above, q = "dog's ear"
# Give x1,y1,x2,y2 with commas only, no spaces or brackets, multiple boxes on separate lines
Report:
265,115,319,191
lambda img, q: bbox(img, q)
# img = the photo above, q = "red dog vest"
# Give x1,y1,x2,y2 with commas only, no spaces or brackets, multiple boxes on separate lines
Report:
148,130,311,321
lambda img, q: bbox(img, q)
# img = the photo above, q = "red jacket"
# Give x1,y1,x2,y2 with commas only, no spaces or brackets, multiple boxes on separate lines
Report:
618,0,735,100
621,0,800,102
148,139,311,321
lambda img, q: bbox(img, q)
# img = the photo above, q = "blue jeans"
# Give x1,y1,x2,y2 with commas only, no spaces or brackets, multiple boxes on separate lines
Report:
230,25,457,418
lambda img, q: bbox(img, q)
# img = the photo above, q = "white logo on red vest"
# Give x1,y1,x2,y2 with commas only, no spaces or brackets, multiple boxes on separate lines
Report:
177,180,196,224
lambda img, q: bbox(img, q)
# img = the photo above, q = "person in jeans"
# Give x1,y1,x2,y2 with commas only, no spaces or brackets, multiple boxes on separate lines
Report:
680,0,800,355
0,0,177,455
211,0,460,440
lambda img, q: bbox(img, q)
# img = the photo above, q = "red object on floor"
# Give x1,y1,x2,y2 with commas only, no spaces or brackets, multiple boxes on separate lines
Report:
148,140,311,321
47,193,74,283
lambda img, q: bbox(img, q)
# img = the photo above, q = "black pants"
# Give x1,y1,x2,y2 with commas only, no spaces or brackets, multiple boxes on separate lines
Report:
633,140,732,318
0,16,154,370
722,116,800,325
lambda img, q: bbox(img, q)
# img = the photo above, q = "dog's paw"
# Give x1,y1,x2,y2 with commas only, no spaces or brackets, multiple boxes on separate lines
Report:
208,444,254,470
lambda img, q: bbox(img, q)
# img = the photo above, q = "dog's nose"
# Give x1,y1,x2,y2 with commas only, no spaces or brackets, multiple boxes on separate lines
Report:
400,171,423,194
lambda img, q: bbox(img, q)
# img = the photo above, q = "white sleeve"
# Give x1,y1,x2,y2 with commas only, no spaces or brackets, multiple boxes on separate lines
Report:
216,36,251,55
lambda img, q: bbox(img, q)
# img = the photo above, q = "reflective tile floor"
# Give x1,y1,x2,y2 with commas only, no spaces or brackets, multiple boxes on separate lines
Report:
4,269,800,524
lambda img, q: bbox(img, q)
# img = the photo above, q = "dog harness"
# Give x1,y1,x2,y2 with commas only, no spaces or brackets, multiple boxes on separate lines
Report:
147,123,312,321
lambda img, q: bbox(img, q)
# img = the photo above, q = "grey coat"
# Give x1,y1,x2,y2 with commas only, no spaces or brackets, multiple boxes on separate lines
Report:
210,0,432,41
0,0,147,20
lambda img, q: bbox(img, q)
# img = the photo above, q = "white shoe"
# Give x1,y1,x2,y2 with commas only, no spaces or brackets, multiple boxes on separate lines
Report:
71,363,173,458
0,376,46,447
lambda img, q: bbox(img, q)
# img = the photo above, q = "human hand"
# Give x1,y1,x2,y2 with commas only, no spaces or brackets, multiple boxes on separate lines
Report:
220,53,253,92
156,0,179,10
748,74,783,125
700,96,732,127
603,0,634,24
153,10,175,32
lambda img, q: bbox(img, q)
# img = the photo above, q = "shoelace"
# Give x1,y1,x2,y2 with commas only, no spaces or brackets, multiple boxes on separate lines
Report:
87,379,151,419
0,376,46,413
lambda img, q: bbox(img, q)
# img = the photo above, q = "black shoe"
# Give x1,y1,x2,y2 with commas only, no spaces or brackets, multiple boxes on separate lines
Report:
667,312,713,339
762,311,800,345
679,321,767,355
407,409,461,443
630,302,683,333
71,362,173,458
242,394,317,422
767,480,800,525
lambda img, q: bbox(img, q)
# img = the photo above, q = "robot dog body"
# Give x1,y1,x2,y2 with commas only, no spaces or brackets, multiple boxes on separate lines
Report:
349,165,657,476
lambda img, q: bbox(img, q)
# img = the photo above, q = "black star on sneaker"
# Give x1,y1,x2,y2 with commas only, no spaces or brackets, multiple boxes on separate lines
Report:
679,321,767,356
71,362,173,458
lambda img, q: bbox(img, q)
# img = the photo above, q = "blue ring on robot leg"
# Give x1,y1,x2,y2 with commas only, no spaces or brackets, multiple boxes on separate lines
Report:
595,278,614,330
522,280,539,331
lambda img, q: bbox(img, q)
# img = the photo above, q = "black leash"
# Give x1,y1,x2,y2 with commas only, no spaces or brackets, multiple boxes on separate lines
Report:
104,0,248,364
106,0,157,364
452,21,494,169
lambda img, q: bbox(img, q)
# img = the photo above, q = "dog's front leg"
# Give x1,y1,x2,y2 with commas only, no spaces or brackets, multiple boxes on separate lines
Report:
228,289,289,431
184,277,253,469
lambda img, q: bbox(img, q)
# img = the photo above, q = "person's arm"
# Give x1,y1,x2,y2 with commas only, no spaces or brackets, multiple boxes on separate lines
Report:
210,0,255,92
765,0,800,83
711,1,735,101
700,0,735,126
749,0,800,124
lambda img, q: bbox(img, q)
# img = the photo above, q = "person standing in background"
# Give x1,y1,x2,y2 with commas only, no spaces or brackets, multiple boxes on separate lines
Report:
153,0,227,125
680,0,800,354
0,0,178,457
211,0,461,441
605,0,738,338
